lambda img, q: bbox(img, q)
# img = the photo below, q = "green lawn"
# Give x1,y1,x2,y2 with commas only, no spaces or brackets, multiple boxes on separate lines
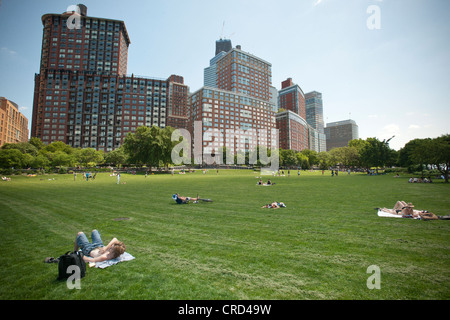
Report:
0,169,449,300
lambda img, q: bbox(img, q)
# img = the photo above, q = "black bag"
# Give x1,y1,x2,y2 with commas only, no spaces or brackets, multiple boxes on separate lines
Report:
57,251,86,281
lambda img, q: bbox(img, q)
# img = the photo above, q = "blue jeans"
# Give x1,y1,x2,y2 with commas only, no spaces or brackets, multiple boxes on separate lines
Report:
76,230,104,256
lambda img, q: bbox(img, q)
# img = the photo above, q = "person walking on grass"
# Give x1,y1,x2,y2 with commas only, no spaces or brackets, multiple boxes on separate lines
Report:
117,172,121,184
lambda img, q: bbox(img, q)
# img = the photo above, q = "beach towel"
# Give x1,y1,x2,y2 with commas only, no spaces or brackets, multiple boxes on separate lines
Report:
377,210,419,219
93,252,135,269
377,210,403,218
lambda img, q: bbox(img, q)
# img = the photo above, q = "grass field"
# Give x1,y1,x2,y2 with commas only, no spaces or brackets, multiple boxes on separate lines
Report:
0,169,449,300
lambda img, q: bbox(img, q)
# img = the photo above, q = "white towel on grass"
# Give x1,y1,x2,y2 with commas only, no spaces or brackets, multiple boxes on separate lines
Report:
94,252,135,269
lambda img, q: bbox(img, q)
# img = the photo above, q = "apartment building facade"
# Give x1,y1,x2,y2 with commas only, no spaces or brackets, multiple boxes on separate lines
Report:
0,97,29,147
215,45,272,101
189,87,277,158
324,119,359,151
31,5,189,151
196,43,278,160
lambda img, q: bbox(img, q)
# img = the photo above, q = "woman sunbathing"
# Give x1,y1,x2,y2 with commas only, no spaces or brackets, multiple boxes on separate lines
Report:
380,201,438,219
261,202,286,209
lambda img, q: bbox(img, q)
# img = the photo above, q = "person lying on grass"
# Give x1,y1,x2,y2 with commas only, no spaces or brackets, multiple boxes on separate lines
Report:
261,202,286,209
379,201,438,220
74,229,126,263
172,193,200,204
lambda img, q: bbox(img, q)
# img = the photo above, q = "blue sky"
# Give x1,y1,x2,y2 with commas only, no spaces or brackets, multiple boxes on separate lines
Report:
0,0,449,150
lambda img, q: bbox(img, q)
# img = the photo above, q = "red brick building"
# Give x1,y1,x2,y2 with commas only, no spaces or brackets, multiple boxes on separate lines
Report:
278,78,305,120
31,5,189,151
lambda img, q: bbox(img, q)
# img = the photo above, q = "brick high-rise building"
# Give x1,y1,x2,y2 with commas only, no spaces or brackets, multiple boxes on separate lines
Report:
275,110,309,152
195,43,277,162
215,45,272,101
189,87,277,157
276,79,326,153
31,5,189,151
278,78,306,120
0,97,29,147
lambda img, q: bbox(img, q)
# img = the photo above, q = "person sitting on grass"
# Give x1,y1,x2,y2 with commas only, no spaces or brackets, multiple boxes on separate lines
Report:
261,202,286,209
172,193,200,204
74,230,126,263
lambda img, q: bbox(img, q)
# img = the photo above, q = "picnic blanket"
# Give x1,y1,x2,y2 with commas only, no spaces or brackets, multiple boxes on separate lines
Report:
93,252,135,269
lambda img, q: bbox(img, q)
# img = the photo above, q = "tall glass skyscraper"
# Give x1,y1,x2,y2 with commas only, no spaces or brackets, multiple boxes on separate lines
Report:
305,91,324,134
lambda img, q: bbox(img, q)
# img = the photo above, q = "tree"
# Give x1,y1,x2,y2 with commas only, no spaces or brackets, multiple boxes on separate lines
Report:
296,152,309,169
28,137,45,151
428,135,450,183
348,138,369,168
105,146,128,167
160,126,177,168
398,138,425,172
122,125,171,171
300,149,318,167
317,151,331,170
32,154,50,169
280,149,297,167
359,137,395,170
409,138,432,178
329,147,358,168
41,141,74,155
0,149,25,169
75,148,104,168
1,142,39,157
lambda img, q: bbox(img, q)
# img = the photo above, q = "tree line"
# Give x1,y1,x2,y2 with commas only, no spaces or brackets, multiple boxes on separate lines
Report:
1,126,448,182
279,135,449,183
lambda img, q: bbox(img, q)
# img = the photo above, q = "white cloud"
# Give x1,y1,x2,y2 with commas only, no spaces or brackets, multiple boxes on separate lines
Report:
377,123,401,141
0,47,17,56
313,0,324,6
408,124,421,130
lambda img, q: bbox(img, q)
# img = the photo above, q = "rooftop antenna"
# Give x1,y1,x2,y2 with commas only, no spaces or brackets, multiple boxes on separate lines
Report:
220,21,225,39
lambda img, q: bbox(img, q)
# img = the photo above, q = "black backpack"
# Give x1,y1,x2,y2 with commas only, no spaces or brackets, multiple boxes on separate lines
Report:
57,251,86,281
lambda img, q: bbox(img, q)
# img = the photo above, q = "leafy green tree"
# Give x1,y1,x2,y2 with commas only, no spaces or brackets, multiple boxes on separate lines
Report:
280,149,297,167
300,149,318,167
0,149,25,168
123,125,170,171
160,126,177,168
46,150,75,168
28,137,45,151
398,138,425,172
360,137,395,170
348,138,369,168
105,146,128,167
41,141,74,155
1,142,39,157
75,148,104,168
432,134,450,183
296,152,309,169
317,151,331,170
32,154,50,168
